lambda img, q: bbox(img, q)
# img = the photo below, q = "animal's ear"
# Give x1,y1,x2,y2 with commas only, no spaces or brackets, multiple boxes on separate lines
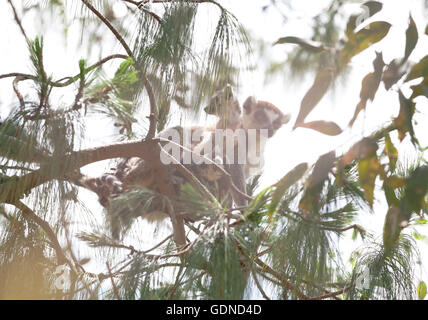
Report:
243,96,256,114
281,113,291,125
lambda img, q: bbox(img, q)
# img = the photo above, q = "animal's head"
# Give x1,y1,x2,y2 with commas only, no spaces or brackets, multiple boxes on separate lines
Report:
204,84,241,128
242,96,290,138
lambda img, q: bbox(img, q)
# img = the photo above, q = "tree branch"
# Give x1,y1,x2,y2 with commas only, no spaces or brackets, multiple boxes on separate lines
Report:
0,139,159,204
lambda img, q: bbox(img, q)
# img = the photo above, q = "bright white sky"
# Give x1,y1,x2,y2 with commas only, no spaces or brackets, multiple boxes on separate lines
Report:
0,0,427,297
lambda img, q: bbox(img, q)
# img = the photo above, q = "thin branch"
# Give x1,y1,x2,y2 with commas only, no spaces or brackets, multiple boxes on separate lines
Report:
254,257,309,300
144,0,226,11
251,268,271,300
122,0,163,23
81,0,133,57
158,137,252,202
12,76,25,109
13,201,69,266
142,234,173,254
0,54,128,86
158,141,221,207
7,0,29,42
320,223,365,234
106,262,121,300
81,0,159,136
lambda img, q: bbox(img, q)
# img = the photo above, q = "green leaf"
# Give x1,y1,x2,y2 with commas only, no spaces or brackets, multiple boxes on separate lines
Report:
384,133,398,172
273,36,325,53
410,75,428,100
299,151,336,218
386,176,405,189
296,120,342,136
404,15,418,61
405,55,428,82
401,166,428,216
394,90,418,145
382,59,406,90
342,137,378,166
383,206,404,254
269,162,308,215
415,218,428,225
413,231,426,241
293,68,334,127
358,155,380,207
417,281,427,300
349,52,384,126
346,1,383,36
363,1,383,16
339,21,391,70
352,228,358,240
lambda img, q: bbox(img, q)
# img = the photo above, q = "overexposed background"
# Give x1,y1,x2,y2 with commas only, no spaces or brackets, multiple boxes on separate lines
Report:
0,0,427,296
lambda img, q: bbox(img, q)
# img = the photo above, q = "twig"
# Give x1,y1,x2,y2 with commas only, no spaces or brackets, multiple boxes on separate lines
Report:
143,0,226,12
157,142,221,207
0,54,128,86
142,234,173,254
254,257,309,300
122,0,163,23
165,199,187,248
13,201,69,266
81,0,133,57
7,0,29,42
320,224,365,234
251,268,271,300
12,76,25,109
106,262,121,300
157,137,253,202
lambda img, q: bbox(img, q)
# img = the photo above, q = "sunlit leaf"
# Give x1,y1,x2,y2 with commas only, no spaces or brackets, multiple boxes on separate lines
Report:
402,166,428,216
349,52,384,126
293,68,335,127
415,218,428,225
404,15,418,61
296,120,342,136
269,162,308,215
386,176,405,189
394,90,418,145
405,55,428,82
299,151,336,217
382,59,406,90
342,137,378,166
346,1,383,36
363,1,383,15
417,281,427,300
339,21,391,70
384,133,398,172
410,76,428,100
273,36,325,53
358,155,380,206
383,206,403,254
413,231,426,241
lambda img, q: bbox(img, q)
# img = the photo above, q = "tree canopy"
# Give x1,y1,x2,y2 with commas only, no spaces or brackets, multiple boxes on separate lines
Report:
0,0,428,300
